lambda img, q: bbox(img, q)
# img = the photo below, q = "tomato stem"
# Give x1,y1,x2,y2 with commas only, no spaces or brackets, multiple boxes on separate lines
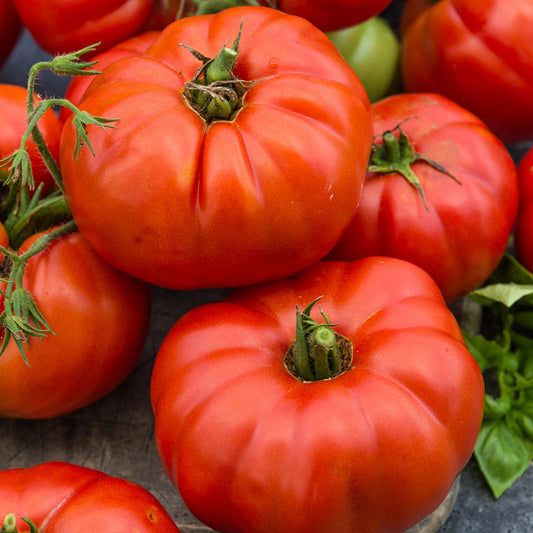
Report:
0,220,77,363
181,23,249,122
369,123,461,211
287,297,349,382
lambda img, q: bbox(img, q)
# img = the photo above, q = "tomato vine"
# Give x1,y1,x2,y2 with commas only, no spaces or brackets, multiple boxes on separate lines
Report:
0,43,117,359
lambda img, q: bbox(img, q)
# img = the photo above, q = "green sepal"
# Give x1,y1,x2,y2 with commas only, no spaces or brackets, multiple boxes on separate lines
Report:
369,125,460,211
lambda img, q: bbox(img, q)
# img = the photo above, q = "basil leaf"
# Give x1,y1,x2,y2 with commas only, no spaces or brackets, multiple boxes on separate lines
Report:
464,334,508,372
474,418,533,498
489,253,533,285
470,283,533,308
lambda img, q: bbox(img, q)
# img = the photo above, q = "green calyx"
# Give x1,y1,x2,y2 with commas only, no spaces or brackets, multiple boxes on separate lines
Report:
181,23,249,123
368,123,461,211
285,297,353,382
1,515,38,533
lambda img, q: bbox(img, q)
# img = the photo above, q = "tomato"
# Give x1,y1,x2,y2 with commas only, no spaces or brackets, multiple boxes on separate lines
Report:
0,462,181,532
60,31,160,122
401,0,533,144
12,0,184,56
259,0,394,32
0,0,20,66
151,257,485,533
60,6,373,290
327,93,519,303
398,0,432,35
0,84,62,193
514,146,533,272
327,16,400,102
0,229,151,419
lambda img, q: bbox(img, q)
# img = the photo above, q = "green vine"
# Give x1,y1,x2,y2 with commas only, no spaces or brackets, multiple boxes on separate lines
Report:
0,43,117,359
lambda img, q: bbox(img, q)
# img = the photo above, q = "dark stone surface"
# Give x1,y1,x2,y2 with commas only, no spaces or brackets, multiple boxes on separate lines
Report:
1,1,532,531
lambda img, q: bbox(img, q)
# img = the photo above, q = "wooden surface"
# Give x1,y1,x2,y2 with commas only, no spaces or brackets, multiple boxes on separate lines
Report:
1,1,533,531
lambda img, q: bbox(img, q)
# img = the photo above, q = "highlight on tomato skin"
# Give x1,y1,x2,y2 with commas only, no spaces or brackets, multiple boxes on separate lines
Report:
150,257,485,533
0,462,182,533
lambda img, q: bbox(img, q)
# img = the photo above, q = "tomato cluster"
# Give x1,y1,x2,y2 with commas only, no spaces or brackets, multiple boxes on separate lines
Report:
0,0,532,531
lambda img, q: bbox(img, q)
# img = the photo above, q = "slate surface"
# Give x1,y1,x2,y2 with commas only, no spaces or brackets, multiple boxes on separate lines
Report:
1,1,533,532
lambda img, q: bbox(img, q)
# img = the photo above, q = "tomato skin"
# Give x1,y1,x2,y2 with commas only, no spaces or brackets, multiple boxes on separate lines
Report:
514,147,533,272
12,0,183,56
260,0,394,32
327,93,519,303
327,16,400,102
0,84,62,193
60,31,160,122
0,462,181,532
0,0,20,66
401,0,533,143
151,257,485,533
0,230,151,419
60,6,373,290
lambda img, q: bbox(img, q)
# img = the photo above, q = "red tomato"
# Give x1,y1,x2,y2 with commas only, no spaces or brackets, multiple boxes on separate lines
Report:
60,6,373,289
260,0,392,31
399,0,432,34
0,0,20,66
401,0,533,144
327,93,519,303
514,146,533,272
0,462,181,532
0,84,62,192
259,0,393,31
0,229,151,419
12,0,184,56
151,257,485,533
60,31,160,122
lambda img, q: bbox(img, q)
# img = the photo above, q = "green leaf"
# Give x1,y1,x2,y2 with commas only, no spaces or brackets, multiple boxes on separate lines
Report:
470,283,533,308
489,253,533,285
463,333,508,372
474,418,533,498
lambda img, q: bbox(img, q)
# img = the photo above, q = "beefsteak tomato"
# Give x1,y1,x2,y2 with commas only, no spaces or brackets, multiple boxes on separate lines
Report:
0,0,20,67
60,6,373,289
12,0,184,56
0,228,151,419
0,462,180,532
401,0,533,144
0,84,62,193
151,257,485,533
259,0,394,32
327,93,519,303
514,146,533,272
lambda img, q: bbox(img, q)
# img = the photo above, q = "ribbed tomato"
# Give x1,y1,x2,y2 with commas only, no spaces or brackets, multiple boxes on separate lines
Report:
151,257,484,533
60,6,373,289
0,462,180,532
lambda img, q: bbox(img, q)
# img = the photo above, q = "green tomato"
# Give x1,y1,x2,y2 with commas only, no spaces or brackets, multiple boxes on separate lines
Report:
328,16,400,103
